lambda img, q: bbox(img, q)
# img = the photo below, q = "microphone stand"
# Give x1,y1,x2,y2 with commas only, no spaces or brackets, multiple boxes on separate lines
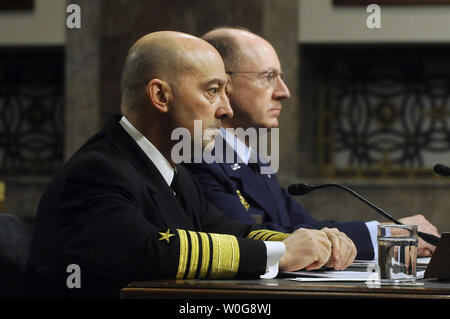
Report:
291,183,440,246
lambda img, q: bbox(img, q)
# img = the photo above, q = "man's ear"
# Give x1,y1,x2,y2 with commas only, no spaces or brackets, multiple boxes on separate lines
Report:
146,79,170,113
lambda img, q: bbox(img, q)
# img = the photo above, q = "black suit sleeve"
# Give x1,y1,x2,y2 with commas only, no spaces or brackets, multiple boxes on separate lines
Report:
30,154,268,297
53,157,181,280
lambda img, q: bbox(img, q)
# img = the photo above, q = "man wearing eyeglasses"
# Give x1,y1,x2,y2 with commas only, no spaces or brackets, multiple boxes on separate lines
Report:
183,27,439,261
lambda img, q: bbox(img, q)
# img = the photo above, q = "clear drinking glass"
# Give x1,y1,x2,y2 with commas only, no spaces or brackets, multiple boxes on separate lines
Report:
377,224,418,283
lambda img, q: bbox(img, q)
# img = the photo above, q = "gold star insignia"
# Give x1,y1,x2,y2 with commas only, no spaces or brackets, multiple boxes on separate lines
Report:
158,228,176,243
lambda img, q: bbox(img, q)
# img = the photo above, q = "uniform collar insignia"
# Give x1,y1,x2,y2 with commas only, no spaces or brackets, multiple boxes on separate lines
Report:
230,163,241,171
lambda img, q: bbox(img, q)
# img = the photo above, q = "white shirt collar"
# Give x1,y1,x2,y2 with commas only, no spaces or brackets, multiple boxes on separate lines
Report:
219,127,253,164
119,115,174,186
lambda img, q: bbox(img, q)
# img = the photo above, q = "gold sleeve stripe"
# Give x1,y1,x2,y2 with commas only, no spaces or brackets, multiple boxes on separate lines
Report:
265,232,290,241
176,229,189,279
198,232,210,279
186,231,200,279
209,233,240,279
248,230,290,241
229,235,239,275
252,231,268,241
176,229,240,280
209,233,221,279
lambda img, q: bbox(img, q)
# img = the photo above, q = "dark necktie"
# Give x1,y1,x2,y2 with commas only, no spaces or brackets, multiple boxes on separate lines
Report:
170,170,184,202
247,162,260,174
248,162,270,191
171,169,197,226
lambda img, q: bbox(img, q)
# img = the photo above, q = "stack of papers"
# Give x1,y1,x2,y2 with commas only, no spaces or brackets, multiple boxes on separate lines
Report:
283,259,428,282
286,270,375,282
418,257,431,266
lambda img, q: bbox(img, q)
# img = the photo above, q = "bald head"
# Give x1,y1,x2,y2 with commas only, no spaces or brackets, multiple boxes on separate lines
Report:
202,27,289,131
202,27,267,71
120,31,216,112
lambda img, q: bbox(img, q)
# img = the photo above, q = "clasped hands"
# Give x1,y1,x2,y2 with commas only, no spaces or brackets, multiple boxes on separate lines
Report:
279,227,357,272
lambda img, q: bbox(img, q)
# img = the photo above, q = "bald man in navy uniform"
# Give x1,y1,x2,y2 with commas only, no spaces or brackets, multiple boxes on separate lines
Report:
183,27,439,261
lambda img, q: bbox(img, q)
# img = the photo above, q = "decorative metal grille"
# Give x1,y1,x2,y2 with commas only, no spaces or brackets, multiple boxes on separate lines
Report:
0,48,64,176
317,47,450,179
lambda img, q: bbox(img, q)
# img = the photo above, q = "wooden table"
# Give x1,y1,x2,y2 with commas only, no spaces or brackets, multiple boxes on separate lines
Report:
122,277,450,300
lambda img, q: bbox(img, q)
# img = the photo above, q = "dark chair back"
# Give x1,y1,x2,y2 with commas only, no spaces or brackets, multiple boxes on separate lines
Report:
0,214,34,298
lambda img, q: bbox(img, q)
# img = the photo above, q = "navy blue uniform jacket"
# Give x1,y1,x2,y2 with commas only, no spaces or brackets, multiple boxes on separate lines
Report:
183,142,374,260
27,115,271,298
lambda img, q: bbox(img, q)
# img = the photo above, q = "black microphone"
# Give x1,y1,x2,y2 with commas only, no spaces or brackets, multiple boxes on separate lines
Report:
288,182,440,246
434,164,450,177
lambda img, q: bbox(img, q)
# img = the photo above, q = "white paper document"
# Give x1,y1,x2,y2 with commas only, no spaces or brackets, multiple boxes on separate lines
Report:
291,270,377,281
287,270,374,282
347,258,430,267
417,257,431,265
284,260,426,282
287,270,425,282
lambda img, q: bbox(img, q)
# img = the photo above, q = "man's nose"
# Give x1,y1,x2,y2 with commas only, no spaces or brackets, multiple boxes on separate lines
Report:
273,77,291,101
216,92,233,120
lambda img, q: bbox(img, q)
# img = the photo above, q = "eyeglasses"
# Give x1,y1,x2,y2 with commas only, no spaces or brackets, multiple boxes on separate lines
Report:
226,69,284,87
